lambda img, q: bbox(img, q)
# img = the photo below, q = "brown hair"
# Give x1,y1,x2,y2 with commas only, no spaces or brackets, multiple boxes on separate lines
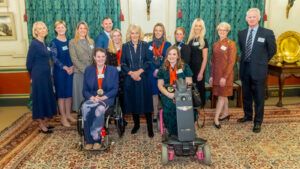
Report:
174,27,186,42
92,48,107,66
152,23,167,41
162,46,184,70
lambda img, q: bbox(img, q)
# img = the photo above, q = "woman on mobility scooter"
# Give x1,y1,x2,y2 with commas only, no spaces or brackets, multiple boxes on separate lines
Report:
157,46,193,137
81,48,119,150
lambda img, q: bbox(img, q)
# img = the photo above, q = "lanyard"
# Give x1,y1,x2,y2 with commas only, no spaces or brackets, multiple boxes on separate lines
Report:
169,66,177,85
96,65,106,89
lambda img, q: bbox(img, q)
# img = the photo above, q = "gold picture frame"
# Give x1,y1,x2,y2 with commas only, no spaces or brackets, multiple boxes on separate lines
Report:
0,12,16,40
0,0,8,7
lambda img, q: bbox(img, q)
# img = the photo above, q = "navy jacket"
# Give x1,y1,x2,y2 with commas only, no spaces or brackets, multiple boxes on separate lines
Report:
95,32,109,49
238,27,276,80
83,65,119,106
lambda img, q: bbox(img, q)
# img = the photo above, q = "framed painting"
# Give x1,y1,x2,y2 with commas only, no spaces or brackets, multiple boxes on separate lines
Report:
0,12,16,40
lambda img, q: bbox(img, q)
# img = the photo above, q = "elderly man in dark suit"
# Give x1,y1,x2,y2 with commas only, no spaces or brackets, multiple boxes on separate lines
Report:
237,8,276,133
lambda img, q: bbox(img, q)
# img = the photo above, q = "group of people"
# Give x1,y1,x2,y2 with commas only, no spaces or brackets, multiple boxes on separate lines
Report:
26,7,276,149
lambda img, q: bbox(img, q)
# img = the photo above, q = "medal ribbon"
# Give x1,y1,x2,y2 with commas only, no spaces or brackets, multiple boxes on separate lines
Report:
152,41,165,59
169,66,177,85
96,65,106,90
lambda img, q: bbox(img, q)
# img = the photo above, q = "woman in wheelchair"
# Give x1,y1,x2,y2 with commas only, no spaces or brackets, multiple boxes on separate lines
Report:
82,48,119,150
157,46,193,137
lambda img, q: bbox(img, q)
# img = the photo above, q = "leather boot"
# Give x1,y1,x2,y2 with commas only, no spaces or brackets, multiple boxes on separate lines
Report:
145,113,154,138
131,114,140,134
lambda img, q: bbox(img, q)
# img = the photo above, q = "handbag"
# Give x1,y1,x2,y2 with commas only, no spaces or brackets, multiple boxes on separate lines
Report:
191,83,202,108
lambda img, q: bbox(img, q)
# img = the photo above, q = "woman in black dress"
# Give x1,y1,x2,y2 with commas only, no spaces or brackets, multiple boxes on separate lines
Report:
187,18,209,108
121,24,154,138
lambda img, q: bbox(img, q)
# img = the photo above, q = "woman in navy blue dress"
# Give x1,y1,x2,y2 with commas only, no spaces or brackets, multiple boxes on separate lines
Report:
26,21,57,134
82,48,119,150
121,24,154,138
148,23,171,122
50,20,74,127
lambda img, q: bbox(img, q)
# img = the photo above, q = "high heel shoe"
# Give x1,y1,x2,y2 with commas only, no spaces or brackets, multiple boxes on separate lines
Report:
219,115,230,121
214,122,221,129
39,129,53,134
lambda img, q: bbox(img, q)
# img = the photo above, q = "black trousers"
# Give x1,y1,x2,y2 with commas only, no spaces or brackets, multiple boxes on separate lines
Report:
242,64,266,125
132,113,153,131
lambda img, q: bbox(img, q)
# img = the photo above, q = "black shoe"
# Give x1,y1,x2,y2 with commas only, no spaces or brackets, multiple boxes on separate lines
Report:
237,117,252,123
47,125,55,130
131,126,140,134
219,115,230,121
253,124,261,133
214,122,221,129
148,129,154,138
153,118,157,123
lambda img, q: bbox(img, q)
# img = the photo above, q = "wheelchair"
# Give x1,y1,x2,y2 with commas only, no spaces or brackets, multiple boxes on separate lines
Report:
158,79,212,165
77,97,126,151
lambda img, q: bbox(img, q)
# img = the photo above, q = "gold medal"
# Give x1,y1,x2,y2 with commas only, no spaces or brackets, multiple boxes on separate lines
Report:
167,86,175,93
97,89,104,96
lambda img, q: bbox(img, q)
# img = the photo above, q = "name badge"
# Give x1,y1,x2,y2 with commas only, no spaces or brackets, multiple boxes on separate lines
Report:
149,46,153,51
257,37,265,43
62,46,68,51
193,42,200,46
90,45,94,49
176,69,183,74
98,74,104,79
47,47,51,51
220,45,227,51
117,66,121,72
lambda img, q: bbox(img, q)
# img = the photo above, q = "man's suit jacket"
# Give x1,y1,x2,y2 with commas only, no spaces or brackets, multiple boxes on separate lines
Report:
238,27,276,80
95,32,109,49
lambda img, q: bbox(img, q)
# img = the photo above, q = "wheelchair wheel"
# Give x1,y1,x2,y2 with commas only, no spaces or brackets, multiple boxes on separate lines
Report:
202,144,212,165
161,143,168,165
115,118,125,137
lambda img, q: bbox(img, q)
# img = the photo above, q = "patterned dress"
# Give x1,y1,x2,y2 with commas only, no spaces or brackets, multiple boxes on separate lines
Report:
157,64,193,135
211,38,237,96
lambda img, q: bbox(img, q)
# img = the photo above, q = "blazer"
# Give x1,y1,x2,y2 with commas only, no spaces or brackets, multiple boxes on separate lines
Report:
69,39,94,73
95,32,109,49
82,65,119,106
238,26,276,80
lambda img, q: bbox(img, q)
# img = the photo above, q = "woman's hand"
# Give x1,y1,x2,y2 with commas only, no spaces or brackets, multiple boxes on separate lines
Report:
209,77,213,86
219,78,226,87
166,92,175,100
197,72,203,81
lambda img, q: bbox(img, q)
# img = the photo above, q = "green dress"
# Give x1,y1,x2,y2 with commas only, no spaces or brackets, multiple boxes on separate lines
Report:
157,64,193,136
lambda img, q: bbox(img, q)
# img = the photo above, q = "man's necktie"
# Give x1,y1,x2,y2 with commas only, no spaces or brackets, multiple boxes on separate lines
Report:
244,29,253,62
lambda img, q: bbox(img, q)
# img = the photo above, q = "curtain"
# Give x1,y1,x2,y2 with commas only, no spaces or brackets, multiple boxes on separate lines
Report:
25,0,120,43
176,0,265,80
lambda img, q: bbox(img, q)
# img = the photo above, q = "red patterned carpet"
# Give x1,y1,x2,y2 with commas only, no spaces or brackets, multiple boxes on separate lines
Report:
0,104,300,169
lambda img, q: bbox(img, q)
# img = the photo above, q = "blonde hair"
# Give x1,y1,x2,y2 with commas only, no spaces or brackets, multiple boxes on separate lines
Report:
125,24,144,42
73,21,93,44
152,23,167,41
187,18,206,49
54,20,67,35
32,21,48,38
108,28,122,54
162,46,184,70
216,22,231,31
174,27,186,42
246,8,261,19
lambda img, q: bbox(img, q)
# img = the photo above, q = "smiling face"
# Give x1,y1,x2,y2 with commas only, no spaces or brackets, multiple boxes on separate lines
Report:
55,23,66,36
175,29,185,42
154,25,163,39
35,23,48,39
77,24,87,38
217,26,229,40
94,50,107,67
102,18,113,33
112,31,122,44
167,48,179,65
194,21,202,35
130,29,140,43
246,10,260,28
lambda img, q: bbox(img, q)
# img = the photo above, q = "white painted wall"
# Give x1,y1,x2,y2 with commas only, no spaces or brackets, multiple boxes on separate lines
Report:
0,0,299,69
0,0,28,68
